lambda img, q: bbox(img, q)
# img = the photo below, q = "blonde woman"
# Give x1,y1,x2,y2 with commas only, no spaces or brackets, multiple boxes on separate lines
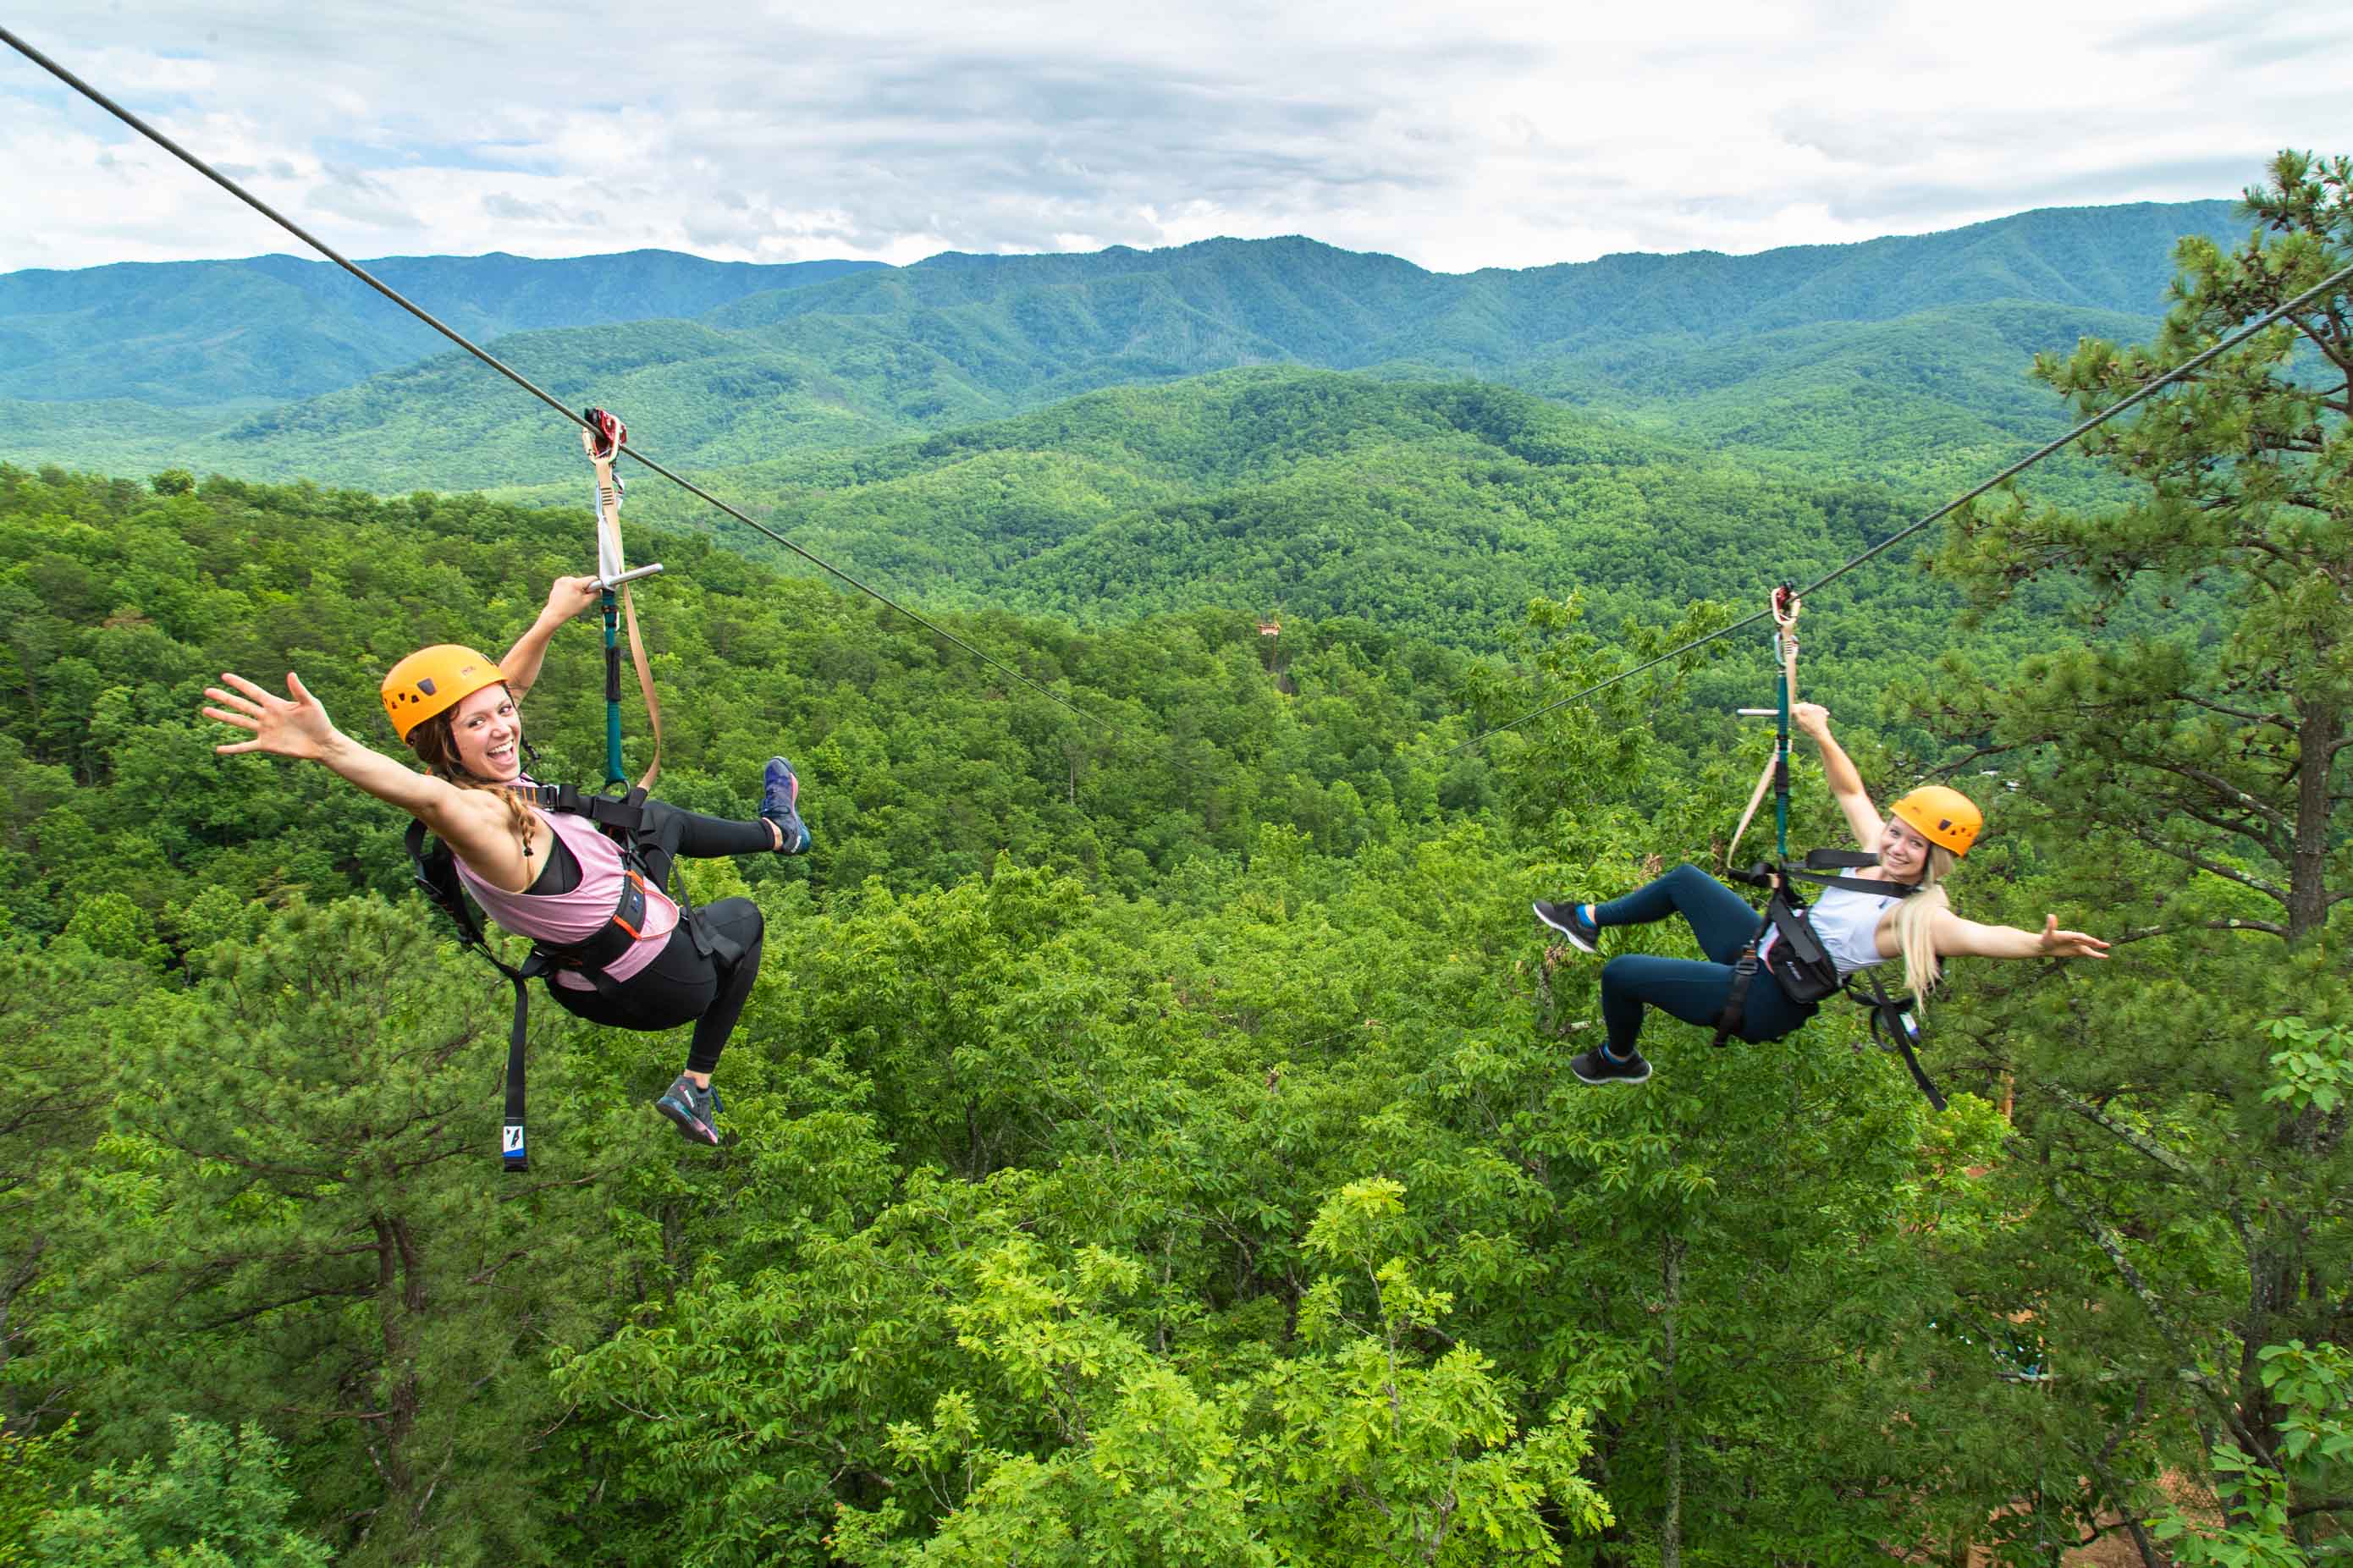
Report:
1534,701,2108,1085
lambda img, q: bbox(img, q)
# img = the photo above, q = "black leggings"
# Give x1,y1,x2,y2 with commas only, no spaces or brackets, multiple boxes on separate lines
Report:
544,802,769,1075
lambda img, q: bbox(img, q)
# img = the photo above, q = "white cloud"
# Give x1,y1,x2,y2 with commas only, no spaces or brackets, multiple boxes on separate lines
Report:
1,0,2345,273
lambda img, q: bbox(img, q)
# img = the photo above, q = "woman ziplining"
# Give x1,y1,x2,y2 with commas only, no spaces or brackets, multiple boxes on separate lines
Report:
201,570,813,1152
1533,701,2110,1088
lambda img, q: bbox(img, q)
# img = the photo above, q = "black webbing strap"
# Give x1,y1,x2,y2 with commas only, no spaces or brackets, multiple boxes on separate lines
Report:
1710,908,1777,1048
502,955,548,1169
1850,971,1945,1110
1782,849,1925,900
407,820,537,1172
514,780,654,838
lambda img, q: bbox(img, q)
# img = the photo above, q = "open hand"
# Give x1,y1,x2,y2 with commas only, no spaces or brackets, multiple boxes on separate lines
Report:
2036,916,2110,960
203,671,339,762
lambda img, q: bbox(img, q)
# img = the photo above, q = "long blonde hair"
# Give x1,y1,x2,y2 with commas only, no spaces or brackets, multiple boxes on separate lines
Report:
1887,845,1958,1002
406,698,538,859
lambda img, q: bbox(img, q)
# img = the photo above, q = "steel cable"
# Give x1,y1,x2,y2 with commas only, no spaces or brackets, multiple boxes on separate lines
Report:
1449,256,2353,752
0,23,1106,729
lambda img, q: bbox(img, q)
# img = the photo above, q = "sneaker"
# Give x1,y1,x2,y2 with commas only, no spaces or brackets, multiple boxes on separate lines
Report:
760,756,811,854
1571,1048,1651,1086
655,1074,725,1145
1533,900,1601,955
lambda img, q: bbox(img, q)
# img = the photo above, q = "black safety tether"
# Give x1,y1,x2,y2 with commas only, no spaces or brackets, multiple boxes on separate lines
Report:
405,782,687,1171
406,817,542,1170
1851,969,1944,1110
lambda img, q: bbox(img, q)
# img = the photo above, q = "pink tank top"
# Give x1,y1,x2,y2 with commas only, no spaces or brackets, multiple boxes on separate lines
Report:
452,795,679,992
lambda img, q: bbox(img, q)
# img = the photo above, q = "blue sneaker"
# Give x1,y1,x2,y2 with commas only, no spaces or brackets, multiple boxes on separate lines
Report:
760,756,811,854
655,1074,724,1145
1533,900,1601,955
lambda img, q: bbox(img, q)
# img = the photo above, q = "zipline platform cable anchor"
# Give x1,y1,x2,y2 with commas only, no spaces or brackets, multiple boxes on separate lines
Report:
0,22,1107,733
1451,253,2353,753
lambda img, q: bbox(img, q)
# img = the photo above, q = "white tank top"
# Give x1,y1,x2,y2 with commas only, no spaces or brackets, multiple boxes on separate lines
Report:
1761,883,1900,978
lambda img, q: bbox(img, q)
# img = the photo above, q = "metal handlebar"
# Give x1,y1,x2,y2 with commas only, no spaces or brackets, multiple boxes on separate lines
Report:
592,562,664,591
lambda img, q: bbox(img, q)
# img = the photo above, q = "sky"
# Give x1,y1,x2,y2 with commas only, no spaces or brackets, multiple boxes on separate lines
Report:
2,0,2347,276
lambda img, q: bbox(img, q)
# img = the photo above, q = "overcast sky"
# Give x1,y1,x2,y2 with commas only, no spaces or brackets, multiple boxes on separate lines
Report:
3,0,2346,276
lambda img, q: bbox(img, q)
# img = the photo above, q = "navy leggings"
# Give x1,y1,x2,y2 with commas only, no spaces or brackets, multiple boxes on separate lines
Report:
1591,864,1814,1058
544,802,769,1075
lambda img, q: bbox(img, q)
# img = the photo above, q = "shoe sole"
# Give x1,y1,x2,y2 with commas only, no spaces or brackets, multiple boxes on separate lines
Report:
763,758,809,851
1533,902,1600,955
655,1097,720,1145
1573,1065,1652,1087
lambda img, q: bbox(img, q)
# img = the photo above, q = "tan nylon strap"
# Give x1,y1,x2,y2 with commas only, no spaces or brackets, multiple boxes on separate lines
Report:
1728,754,1777,867
621,580,662,793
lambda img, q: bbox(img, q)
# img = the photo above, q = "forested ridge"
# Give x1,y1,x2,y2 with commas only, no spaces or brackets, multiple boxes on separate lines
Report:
483,368,2121,686
0,157,2345,1567
1,200,2235,497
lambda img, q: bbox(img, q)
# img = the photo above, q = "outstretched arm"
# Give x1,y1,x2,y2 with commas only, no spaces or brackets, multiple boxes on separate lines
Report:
1926,907,2111,962
203,671,511,857
499,575,601,700
1792,703,1884,848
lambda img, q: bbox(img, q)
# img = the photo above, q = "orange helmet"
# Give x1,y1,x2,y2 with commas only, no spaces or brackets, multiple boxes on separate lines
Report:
380,645,508,742
1889,785,1982,856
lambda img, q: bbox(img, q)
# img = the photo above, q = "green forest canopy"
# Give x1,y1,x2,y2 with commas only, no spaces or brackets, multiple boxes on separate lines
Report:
0,155,2345,1566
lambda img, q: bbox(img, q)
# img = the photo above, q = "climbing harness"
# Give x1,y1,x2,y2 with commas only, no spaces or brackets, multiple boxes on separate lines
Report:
404,782,742,1170
580,408,666,791
1716,851,1946,1109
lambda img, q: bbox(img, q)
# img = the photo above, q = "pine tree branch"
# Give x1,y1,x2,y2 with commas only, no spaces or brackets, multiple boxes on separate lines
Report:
2161,800,2290,864
1924,738,2050,780
2030,1077,2255,1252
464,1249,532,1287
146,1136,345,1186
2287,312,2353,374
2114,918,2291,944
192,1282,374,1333
2178,692,2291,729
2042,1170,2278,1468
2120,826,2287,905
2113,754,2290,833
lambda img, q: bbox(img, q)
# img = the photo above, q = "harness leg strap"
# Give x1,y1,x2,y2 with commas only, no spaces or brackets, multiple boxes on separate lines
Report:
1711,910,1776,1048
503,960,539,1172
1711,951,1755,1048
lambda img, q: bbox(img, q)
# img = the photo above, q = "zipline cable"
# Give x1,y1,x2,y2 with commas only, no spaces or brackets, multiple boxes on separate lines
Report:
1452,256,2353,753
0,23,1105,730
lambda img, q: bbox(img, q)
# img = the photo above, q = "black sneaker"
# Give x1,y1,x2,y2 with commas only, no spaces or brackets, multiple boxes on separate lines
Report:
1571,1048,1651,1086
1533,900,1601,955
760,756,811,854
655,1074,725,1145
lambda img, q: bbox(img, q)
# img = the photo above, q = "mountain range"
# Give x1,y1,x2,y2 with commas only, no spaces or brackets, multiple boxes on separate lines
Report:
1,201,2240,498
